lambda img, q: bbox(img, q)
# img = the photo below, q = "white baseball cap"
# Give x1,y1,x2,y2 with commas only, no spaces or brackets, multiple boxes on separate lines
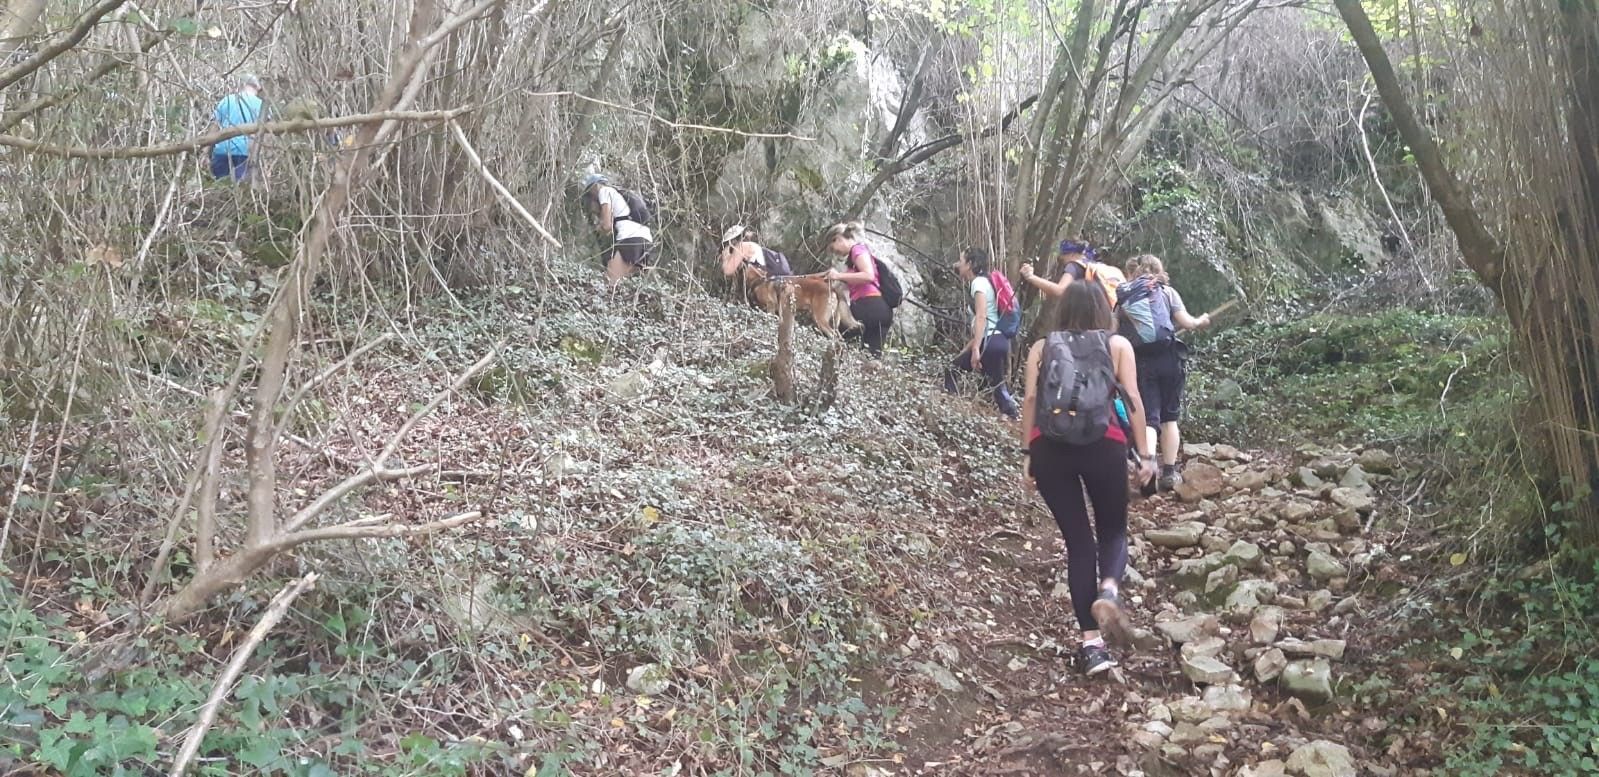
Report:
720,224,746,245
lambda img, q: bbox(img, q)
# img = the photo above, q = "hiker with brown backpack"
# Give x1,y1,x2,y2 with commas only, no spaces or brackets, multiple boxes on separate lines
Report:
1020,280,1158,676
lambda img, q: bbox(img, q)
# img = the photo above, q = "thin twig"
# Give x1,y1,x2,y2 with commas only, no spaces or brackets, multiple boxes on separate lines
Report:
524,90,817,140
282,333,397,413
168,573,319,777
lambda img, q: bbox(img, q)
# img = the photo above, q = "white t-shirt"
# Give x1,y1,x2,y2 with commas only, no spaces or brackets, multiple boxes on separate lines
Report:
970,275,1000,337
597,185,652,243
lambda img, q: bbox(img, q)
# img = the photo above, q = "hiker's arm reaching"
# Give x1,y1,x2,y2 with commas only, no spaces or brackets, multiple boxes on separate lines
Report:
827,252,875,285
1111,337,1158,483
596,201,614,236
1020,262,1068,298
1173,308,1211,331
1020,341,1042,453
719,245,744,277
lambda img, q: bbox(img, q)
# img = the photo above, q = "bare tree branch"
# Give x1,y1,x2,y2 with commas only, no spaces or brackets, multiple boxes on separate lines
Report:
278,510,484,547
846,94,1039,219
168,573,319,777
448,120,561,248
0,108,472,158
0,0,128,92
525,90,818,140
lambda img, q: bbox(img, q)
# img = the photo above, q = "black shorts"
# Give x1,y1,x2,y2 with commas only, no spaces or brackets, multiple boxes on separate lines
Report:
613,237,654,267
1136,343,1185,426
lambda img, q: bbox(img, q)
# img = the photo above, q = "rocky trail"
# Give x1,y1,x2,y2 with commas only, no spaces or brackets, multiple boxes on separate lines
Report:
881,441,1431,777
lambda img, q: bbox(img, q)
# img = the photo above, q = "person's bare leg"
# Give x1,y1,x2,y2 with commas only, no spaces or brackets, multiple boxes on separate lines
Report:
1160,421,1181,467
605,253,633,286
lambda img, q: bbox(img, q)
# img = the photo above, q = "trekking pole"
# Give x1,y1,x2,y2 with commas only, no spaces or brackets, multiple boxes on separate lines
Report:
1205,298,1239,320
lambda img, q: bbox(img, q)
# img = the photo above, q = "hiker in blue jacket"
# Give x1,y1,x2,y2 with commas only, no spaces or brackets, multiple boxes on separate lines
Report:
210,75,264,182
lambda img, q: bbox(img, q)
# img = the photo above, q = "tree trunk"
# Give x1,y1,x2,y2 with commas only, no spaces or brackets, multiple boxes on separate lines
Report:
771,285,796,405
1337,0,1599,538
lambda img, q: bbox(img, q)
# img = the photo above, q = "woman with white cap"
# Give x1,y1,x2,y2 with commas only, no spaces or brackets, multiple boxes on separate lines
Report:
718,225,793,312
581,173,654,284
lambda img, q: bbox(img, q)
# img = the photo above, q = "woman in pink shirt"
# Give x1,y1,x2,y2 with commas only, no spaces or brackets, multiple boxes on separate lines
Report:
823,222,893,357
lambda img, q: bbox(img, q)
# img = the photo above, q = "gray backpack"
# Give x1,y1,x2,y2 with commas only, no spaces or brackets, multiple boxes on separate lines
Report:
1037,331,1118,445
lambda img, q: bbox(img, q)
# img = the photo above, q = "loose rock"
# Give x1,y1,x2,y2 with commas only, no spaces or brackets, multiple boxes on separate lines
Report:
1254,648,1288,683
1202,684,1252,714
1329,488,1375,514
1176,462,1227,502
1156,614,1221,645
1337,465,1370,491
1226,580,1279,615
1357,448,1397,475
1224,539,1267,571
626,663,672,695
1239,760,1288,777
1182,654,1236,685
1276,638,1348,661
914,661,964,692
1181,636,1227,661
1280,658,1334,702
1250,606,1285,644
1293,468,1324,489
1285,740,1356,777
1148,521,1208,548
1306,549,1347,582
1278,501,1318,523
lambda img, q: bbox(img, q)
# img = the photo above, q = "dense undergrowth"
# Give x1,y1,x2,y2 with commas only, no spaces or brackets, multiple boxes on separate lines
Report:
1,253,1023,775
1183,306,1599,775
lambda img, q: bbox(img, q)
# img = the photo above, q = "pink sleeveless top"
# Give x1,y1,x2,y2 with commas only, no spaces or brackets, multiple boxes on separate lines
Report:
847,243,882,302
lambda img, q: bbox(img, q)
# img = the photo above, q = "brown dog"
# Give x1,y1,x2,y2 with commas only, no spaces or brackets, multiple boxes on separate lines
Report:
739,265,860,337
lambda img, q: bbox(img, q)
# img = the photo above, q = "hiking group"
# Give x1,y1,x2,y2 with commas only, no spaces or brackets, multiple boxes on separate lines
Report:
705,222,1215,676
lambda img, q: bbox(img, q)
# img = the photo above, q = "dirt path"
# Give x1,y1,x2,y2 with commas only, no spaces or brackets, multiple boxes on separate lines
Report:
883,443,1428,777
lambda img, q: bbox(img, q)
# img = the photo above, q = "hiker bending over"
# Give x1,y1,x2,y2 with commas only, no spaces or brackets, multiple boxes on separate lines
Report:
944,247,1019,419
1021,280,1157,676
582,173,655,285
824,222,893,358
1020,239,1126,305
719,225,793,312
210,74,263,182
1118,254,1211,492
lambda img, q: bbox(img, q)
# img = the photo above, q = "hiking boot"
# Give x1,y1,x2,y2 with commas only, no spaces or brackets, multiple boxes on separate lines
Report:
1079,643,1117,676
1091,589,1130,645
1158,466,1182,493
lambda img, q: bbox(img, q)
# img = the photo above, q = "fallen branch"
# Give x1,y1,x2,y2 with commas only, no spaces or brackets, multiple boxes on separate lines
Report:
0,108,471,159
284,346,500,535
168,573,319,777
448,120,561,248
0,0,128,92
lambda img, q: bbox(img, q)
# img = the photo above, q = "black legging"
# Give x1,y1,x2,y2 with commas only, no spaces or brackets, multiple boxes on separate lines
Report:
1030,435,1129,632
848,295,893,357
944,333,1018,418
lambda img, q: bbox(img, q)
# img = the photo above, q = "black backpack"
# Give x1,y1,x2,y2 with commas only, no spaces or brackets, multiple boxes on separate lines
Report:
1037,331,1119,445
874,257,903,308
760,246,793,277
614,188,654,227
